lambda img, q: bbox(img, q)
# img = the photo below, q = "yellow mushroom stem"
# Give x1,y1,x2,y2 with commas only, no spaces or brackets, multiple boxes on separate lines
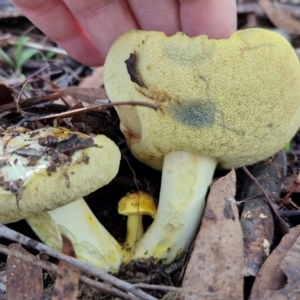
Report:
132,151,217,264
27,198,125,273
125,214,144,250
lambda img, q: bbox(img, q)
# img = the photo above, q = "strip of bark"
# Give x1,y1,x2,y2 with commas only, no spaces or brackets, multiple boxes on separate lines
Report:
241,151,286,276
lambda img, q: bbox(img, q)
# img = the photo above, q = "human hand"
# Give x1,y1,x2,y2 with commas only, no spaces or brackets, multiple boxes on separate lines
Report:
11,0,236,66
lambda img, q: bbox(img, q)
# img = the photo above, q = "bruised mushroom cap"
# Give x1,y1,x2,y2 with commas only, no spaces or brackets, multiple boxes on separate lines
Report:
104,29,300,170
0,126,120,223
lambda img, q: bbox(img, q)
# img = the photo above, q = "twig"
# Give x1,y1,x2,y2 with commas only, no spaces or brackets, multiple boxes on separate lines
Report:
135,283,218,297
8,38,67,56
12,65,50,89
242,166,289,234
19,100,159,119
0,244,134,300
0,224,157,300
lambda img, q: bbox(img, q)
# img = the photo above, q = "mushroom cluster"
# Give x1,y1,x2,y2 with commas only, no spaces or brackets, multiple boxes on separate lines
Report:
2,28,300,273
104,28,300,264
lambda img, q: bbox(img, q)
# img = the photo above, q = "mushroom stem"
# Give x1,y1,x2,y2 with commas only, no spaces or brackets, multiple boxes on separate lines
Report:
125,215,144,250
27,198,126,273
132,151,217,264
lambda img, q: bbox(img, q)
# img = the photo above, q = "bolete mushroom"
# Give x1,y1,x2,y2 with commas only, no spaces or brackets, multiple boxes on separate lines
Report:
0,125,122,272
118,191,156,254
104,29,300,264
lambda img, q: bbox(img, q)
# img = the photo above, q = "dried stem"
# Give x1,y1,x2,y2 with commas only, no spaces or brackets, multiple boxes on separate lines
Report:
18,100,158,119
0,224,157,300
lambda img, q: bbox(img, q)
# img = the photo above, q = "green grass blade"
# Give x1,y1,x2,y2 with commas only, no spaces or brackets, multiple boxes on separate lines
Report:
15,48,40,71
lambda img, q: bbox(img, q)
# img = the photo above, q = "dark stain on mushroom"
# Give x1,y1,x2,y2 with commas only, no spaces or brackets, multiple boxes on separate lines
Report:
168,100,216,128
125,53,147,88
63,171,70,188
165,75,216,128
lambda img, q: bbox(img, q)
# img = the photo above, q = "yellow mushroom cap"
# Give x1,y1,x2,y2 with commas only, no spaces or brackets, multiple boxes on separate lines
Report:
0,126,120,223
118,191,156,218
104,29,300,170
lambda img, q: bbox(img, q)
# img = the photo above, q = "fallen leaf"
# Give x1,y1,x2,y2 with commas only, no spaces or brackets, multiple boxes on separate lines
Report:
182,170,243,300
250,225,300,299
51,234,80,300
6,243,43,300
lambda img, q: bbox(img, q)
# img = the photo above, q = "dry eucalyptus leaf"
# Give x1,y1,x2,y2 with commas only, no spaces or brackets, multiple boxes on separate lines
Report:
51,234,80,300
259,0,300,34
182,170,243,300
250,226,300,299
6,243,43,300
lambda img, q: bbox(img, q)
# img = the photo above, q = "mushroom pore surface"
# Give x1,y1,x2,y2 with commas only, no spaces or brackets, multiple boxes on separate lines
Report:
104,29,300,170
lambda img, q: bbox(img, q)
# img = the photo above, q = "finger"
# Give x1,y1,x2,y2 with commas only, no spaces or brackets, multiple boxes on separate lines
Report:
63,0,138,57
11,0,104,66
127,0,180,35
180,0,237,38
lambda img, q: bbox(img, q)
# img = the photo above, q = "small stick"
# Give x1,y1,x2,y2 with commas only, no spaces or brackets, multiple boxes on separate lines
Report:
134,283,216,297
0,224,157,300
19,100,159,119
12,65,50,89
